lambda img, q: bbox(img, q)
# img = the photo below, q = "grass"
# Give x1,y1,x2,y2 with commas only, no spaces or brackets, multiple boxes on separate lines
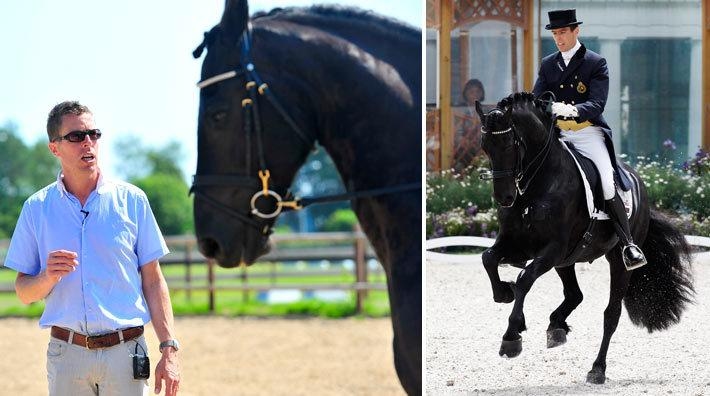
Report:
0,262,391,319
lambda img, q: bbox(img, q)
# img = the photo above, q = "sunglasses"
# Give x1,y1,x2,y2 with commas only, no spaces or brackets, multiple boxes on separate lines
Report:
54,129,102,143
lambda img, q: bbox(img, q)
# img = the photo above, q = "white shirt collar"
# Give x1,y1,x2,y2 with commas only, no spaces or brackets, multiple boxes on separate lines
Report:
561,40,581,65
56,170,110,197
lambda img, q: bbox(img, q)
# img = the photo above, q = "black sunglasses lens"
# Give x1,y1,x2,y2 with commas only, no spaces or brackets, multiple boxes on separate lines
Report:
63,130,101,142
66,132,85,142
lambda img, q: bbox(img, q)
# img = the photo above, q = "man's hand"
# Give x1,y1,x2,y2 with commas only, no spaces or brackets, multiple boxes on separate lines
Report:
551,102,579,119
154,348,180,395
45,250,79,281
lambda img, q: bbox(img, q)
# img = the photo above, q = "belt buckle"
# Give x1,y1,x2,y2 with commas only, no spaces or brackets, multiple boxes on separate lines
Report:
85,335,95,349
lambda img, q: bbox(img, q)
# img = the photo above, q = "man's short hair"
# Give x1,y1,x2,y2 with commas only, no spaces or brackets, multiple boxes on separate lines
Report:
46,101,92,141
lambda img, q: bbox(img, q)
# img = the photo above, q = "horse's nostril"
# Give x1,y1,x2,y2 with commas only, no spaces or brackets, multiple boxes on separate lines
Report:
198,238,220,258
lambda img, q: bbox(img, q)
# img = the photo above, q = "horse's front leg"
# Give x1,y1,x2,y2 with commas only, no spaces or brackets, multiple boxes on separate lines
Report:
547,264,584,348
482,240,529,303
386,251,422,395
499,244,563,358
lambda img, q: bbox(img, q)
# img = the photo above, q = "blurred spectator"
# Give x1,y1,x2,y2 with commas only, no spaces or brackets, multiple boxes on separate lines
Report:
453,78,485,172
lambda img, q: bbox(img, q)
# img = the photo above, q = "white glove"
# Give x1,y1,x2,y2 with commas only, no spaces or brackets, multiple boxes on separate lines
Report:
551,102,579,118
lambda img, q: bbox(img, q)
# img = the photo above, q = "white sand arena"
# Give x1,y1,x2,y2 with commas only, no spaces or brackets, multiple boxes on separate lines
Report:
0,317,402,395
426,251,710,395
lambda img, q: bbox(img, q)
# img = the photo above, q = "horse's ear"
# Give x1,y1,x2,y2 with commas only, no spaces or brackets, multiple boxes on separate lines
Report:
504,104,513,121
474,101,485,120
221,0,249,43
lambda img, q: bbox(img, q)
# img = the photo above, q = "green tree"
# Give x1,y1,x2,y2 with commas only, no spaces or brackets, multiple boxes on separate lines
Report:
114,136,193,235
0,125,57,238
114,136,184,180
322,208,358,232
277,145,349,232
132,174,193,235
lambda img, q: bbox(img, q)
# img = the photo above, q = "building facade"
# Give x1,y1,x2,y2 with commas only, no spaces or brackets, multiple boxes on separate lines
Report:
427,0,709,171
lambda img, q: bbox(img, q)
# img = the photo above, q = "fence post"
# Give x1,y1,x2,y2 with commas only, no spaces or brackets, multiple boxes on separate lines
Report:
354,224,367,314
207,259,215,313
241,266,249,303
185,237,192,302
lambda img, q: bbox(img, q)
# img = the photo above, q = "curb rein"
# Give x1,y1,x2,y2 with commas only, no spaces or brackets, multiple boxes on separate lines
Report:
479,95,556,198
190,27,420,235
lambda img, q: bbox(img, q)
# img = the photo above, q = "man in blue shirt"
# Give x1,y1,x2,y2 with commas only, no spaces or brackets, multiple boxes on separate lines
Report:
4,101,181,395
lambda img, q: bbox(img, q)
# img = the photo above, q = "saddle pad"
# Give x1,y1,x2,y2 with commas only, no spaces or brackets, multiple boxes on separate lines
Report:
559,139,633,220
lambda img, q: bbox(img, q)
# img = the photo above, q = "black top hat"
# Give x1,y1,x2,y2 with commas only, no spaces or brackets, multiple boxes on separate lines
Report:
545,9,583,30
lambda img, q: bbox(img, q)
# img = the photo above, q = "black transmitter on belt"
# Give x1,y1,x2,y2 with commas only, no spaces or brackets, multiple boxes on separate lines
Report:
132,342,150,379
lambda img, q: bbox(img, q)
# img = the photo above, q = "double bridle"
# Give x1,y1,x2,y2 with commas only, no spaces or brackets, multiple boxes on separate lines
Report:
480,104,555,198
190,26,420,235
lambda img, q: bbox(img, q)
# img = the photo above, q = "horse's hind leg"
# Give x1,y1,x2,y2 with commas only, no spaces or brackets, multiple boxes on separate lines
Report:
547,264,583,348
587,250,632,384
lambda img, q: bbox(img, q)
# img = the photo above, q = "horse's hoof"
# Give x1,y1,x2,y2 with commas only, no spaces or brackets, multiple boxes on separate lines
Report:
546,328,567,348
493,282,515,304
586,369,606,384
499,337,522,358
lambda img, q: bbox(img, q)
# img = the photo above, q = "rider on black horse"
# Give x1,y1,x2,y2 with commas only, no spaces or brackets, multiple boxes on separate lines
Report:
532,9,646,270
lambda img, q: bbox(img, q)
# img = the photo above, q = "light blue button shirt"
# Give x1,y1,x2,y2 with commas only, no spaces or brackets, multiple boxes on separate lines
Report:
4,172,169,334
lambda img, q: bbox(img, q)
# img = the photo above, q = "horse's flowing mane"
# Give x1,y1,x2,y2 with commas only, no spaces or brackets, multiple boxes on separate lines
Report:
497,91,559,138
252,5,419,44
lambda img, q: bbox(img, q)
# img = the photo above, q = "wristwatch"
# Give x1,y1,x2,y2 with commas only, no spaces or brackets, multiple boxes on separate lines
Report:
159,339,180,352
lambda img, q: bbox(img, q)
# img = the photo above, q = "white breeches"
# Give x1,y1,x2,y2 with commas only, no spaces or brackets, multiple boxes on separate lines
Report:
560,126,616,200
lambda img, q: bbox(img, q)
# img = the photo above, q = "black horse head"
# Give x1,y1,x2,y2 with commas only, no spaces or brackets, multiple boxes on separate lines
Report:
191,1,422,392
475,100,517,206
190,0,420,268
476,92,554,207
191,0,318,266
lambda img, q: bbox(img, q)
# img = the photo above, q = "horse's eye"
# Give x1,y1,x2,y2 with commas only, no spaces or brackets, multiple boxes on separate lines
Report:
212,111,228,123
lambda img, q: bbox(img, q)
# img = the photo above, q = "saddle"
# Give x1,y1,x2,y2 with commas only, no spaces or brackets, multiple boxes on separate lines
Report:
560,141,633,220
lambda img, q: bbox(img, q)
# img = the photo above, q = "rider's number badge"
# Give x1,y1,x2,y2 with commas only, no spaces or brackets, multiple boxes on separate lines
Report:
577,81,587,94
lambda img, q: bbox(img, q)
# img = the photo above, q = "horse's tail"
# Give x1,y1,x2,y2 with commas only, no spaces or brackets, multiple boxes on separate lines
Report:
624,210,695,332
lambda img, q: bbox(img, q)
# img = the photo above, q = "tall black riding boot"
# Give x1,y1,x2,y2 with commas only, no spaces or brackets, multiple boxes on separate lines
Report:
605,193,647,270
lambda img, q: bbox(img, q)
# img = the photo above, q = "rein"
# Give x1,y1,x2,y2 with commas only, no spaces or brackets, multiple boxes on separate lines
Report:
480,102,556,198
191,27,420,235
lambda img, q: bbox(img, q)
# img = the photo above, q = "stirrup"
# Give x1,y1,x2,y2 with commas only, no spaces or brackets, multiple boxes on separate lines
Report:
622,244,646,271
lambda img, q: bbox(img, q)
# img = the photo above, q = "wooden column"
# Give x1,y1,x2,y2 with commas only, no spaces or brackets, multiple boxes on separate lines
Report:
704,0,710,150
511,28,519,92
523,0,535,91
440,0,453,169
459,31,470,86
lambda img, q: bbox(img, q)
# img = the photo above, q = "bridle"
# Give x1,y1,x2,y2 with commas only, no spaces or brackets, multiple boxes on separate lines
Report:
479,101,556,199
190,26,420,235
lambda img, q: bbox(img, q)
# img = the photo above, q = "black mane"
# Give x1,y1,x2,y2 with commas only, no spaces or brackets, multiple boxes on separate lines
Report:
497,91,559,139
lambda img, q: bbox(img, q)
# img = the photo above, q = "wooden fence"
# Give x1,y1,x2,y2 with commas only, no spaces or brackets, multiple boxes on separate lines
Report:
0,232,386,313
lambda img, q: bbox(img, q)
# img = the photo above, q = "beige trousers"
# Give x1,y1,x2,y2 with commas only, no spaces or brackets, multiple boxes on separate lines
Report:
47,334,149,396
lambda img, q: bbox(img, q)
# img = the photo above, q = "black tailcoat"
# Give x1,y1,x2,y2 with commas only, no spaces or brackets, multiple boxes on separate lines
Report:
532,43,630,190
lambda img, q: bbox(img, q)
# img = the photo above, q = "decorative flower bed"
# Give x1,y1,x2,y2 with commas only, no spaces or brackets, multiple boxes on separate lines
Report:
427,149,710,239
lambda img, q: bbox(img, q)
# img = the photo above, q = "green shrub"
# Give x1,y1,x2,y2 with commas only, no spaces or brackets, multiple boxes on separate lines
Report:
427,150,710,239
322,209,358,232
426,163,494,215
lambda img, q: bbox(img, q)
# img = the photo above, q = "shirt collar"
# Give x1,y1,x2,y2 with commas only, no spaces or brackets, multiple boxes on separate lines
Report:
561,40,581,61
56,170,110,197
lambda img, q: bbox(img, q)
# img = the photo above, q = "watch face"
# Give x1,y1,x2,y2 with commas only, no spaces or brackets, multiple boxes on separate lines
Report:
160,340,179,351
